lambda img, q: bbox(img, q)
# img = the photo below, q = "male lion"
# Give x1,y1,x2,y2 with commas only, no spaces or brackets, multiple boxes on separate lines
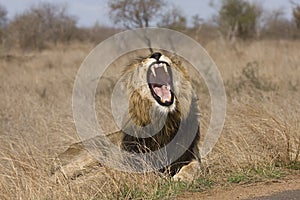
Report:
53,52,201,181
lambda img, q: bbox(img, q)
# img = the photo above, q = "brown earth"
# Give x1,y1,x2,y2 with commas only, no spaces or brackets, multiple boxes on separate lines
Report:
177,174,300,200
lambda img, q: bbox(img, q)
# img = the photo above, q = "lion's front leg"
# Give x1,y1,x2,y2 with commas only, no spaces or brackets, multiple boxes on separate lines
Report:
173,160,201,182
52,142,100,179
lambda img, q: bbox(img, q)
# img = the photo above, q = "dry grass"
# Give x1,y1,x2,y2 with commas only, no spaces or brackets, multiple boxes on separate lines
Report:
0,39,299,199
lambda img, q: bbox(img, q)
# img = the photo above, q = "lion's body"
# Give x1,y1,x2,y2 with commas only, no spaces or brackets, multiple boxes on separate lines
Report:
53,52,201,181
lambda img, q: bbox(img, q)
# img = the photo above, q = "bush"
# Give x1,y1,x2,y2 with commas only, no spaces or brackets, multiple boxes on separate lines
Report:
7,2,77,50
218,0,262,40
77,23,119,44
261,9,294,39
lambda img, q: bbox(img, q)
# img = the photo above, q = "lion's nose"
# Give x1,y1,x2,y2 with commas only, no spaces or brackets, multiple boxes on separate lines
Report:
150,52,162,61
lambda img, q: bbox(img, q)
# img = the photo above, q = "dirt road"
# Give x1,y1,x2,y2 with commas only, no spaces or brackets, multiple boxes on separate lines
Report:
249,190,300,200
177,174,300,200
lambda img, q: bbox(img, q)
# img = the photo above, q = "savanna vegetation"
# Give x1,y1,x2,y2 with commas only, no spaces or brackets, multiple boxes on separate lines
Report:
0,0,299,199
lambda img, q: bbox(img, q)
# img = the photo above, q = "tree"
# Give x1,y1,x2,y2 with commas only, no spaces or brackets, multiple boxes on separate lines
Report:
108,0,165,28
218,0,262,40
158,6,187,31
0,4,7,45
262,9,292,39
192,15,203,30
293,5,300,29
0,4,7,27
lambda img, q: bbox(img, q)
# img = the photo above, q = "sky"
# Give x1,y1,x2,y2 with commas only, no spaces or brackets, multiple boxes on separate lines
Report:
0,0,299,27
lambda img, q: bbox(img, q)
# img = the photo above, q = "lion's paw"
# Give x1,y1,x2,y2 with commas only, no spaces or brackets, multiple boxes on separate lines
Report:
173,160,200,182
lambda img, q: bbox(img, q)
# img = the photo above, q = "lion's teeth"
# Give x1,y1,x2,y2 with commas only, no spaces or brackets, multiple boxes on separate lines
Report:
155,64,159,68
159,63,163,67
151,66,156,77
163,65,168,73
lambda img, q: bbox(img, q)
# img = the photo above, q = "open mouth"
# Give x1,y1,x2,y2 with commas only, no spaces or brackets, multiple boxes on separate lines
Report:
147,61,174,106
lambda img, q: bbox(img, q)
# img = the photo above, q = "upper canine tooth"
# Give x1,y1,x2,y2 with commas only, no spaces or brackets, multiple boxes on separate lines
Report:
151,66,156,77
163,65,168,73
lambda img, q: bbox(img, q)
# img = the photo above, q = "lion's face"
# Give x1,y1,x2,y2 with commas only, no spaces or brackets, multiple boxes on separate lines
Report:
122,52,193,117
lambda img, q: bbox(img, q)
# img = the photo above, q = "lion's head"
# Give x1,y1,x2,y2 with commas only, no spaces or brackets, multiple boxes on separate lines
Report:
121,52,193,122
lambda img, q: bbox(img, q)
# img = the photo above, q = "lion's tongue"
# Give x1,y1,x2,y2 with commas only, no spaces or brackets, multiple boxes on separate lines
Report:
153,85,171,103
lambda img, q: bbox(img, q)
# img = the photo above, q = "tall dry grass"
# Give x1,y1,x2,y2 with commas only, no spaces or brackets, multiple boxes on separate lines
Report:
0,39,299,199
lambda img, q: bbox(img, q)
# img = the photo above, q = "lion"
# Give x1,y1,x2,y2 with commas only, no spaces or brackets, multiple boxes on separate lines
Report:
53,52,201,181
